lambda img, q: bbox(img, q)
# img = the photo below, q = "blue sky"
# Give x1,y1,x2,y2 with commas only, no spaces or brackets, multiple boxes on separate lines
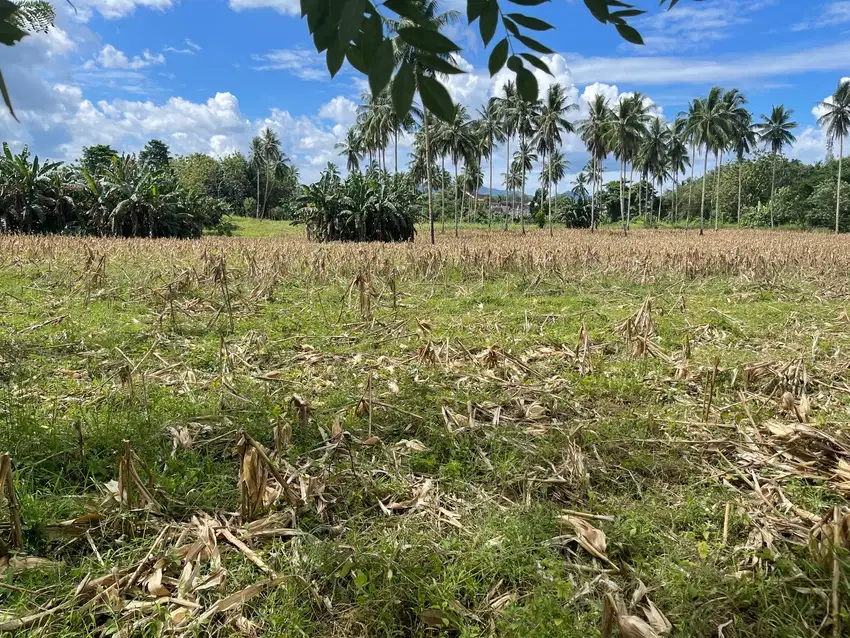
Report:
0,0,848,186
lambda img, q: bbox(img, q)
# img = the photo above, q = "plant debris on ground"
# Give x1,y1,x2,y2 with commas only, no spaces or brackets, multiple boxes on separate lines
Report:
1,228,849,637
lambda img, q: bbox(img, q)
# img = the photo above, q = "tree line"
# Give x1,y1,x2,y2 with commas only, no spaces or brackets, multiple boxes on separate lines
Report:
0,129,300,237
336,77,850,238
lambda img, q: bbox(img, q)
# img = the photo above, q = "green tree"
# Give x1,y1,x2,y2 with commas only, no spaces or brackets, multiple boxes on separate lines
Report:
436,104,475,237
667,128,690,224
476,98,504,230
336,127,363,174
512,139,536,234
81,145,118,176
138,139,171,172
688,87,731,235
495,81,519,231
172,153,219,196
639,118,671,227
579,94,612,232
218,152,251,211
607,94,649,234
816,79,850,233
534,83,577,236
754,104,798,227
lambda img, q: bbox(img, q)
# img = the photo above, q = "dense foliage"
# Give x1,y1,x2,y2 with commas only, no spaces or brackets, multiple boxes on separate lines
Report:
0,142,226,238
298,164,419,242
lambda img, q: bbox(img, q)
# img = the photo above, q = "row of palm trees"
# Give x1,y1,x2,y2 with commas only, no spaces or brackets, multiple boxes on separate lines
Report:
337,77,850,239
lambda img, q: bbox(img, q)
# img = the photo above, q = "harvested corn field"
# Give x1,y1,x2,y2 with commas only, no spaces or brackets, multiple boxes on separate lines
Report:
1,228,850,637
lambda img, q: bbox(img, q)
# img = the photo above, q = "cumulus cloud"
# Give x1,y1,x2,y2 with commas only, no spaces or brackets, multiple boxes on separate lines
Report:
318,96,358,128
89,44,166,70
75,0,177,20
251,49,327,80
228,0,299,15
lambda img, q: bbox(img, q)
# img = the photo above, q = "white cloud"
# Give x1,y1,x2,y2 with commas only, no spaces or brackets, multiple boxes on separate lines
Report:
75,0,176,20
792,1,850,31
566,42,850,86
251,49,327,80
93,45,166,70
228,0,299,15
164,46,195,55
625,0,775,53
318,96,358,127
185,39,202,52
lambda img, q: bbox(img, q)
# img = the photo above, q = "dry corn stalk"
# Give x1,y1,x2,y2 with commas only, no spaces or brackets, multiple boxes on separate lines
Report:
0,453,23,549
116,441,160,512
237,431,300,521
577,317,593,375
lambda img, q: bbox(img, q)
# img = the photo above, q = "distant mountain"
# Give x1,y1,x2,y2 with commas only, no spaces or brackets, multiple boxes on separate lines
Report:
478,187,507,196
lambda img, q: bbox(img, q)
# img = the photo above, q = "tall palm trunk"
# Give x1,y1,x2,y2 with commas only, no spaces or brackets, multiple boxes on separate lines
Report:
714,150,722,230
520,149,526,235
627,165,634,231
737,159,743,224
255,169,260,217
699,148,709,236
424,110,435,244
770,150,777,228
441,157,446,233
453,159,459,237
504,135,511,231
837,135,844,234
394,130,398,174
658,180,663,224
546,146,554,236
638,176,643,225
590,156,596,232
619,160,626,235
488,136,493,230
687,143,696,226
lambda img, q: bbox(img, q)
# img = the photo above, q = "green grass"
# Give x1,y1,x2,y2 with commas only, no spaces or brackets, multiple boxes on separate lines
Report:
1,233,848,636
220,215,301,237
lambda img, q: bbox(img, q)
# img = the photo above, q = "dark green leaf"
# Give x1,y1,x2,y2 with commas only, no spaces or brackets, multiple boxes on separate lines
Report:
508,0,549,5
300,0,316,19
368,39,395,95
418,53,465,75
467,0,486,23
0,1,28,47
515,65,538,102
398,27,460,54
312,10,339,52
502,16,520,36
360,13,383,65
383,0,426,24
0,69,16,121
418,73,455,122
609,8,644,18
505,13,553,30
305,0,328,33
583,0,608,23
326,41,345,77
615,22,643,45
391,61,415,119
346,44,368,73
479,0,497,45
515,33,554,54
488,37,509,77
506,54,523,74
338,0,366,45
520,52,551,75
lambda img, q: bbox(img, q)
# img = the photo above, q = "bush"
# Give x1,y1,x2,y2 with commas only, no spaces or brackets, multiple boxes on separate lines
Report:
298,164,419,242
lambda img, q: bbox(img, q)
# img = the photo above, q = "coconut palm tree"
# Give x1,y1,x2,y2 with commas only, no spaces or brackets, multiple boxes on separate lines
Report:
817,79,850,234
579,95,613,232
712,89,749,229
571,171,589,201
512,140,537,233
607,94,650,234
639,118,671,228
534,83,578,236
476,99,505,230
249,136,263,217
495,81,519,230
754,104,798,227
357,92,392,170
437,104,475,237
679,103,701,226
667,129,690,224
689,87,730,235
727,103,756,225
336,127,363,174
